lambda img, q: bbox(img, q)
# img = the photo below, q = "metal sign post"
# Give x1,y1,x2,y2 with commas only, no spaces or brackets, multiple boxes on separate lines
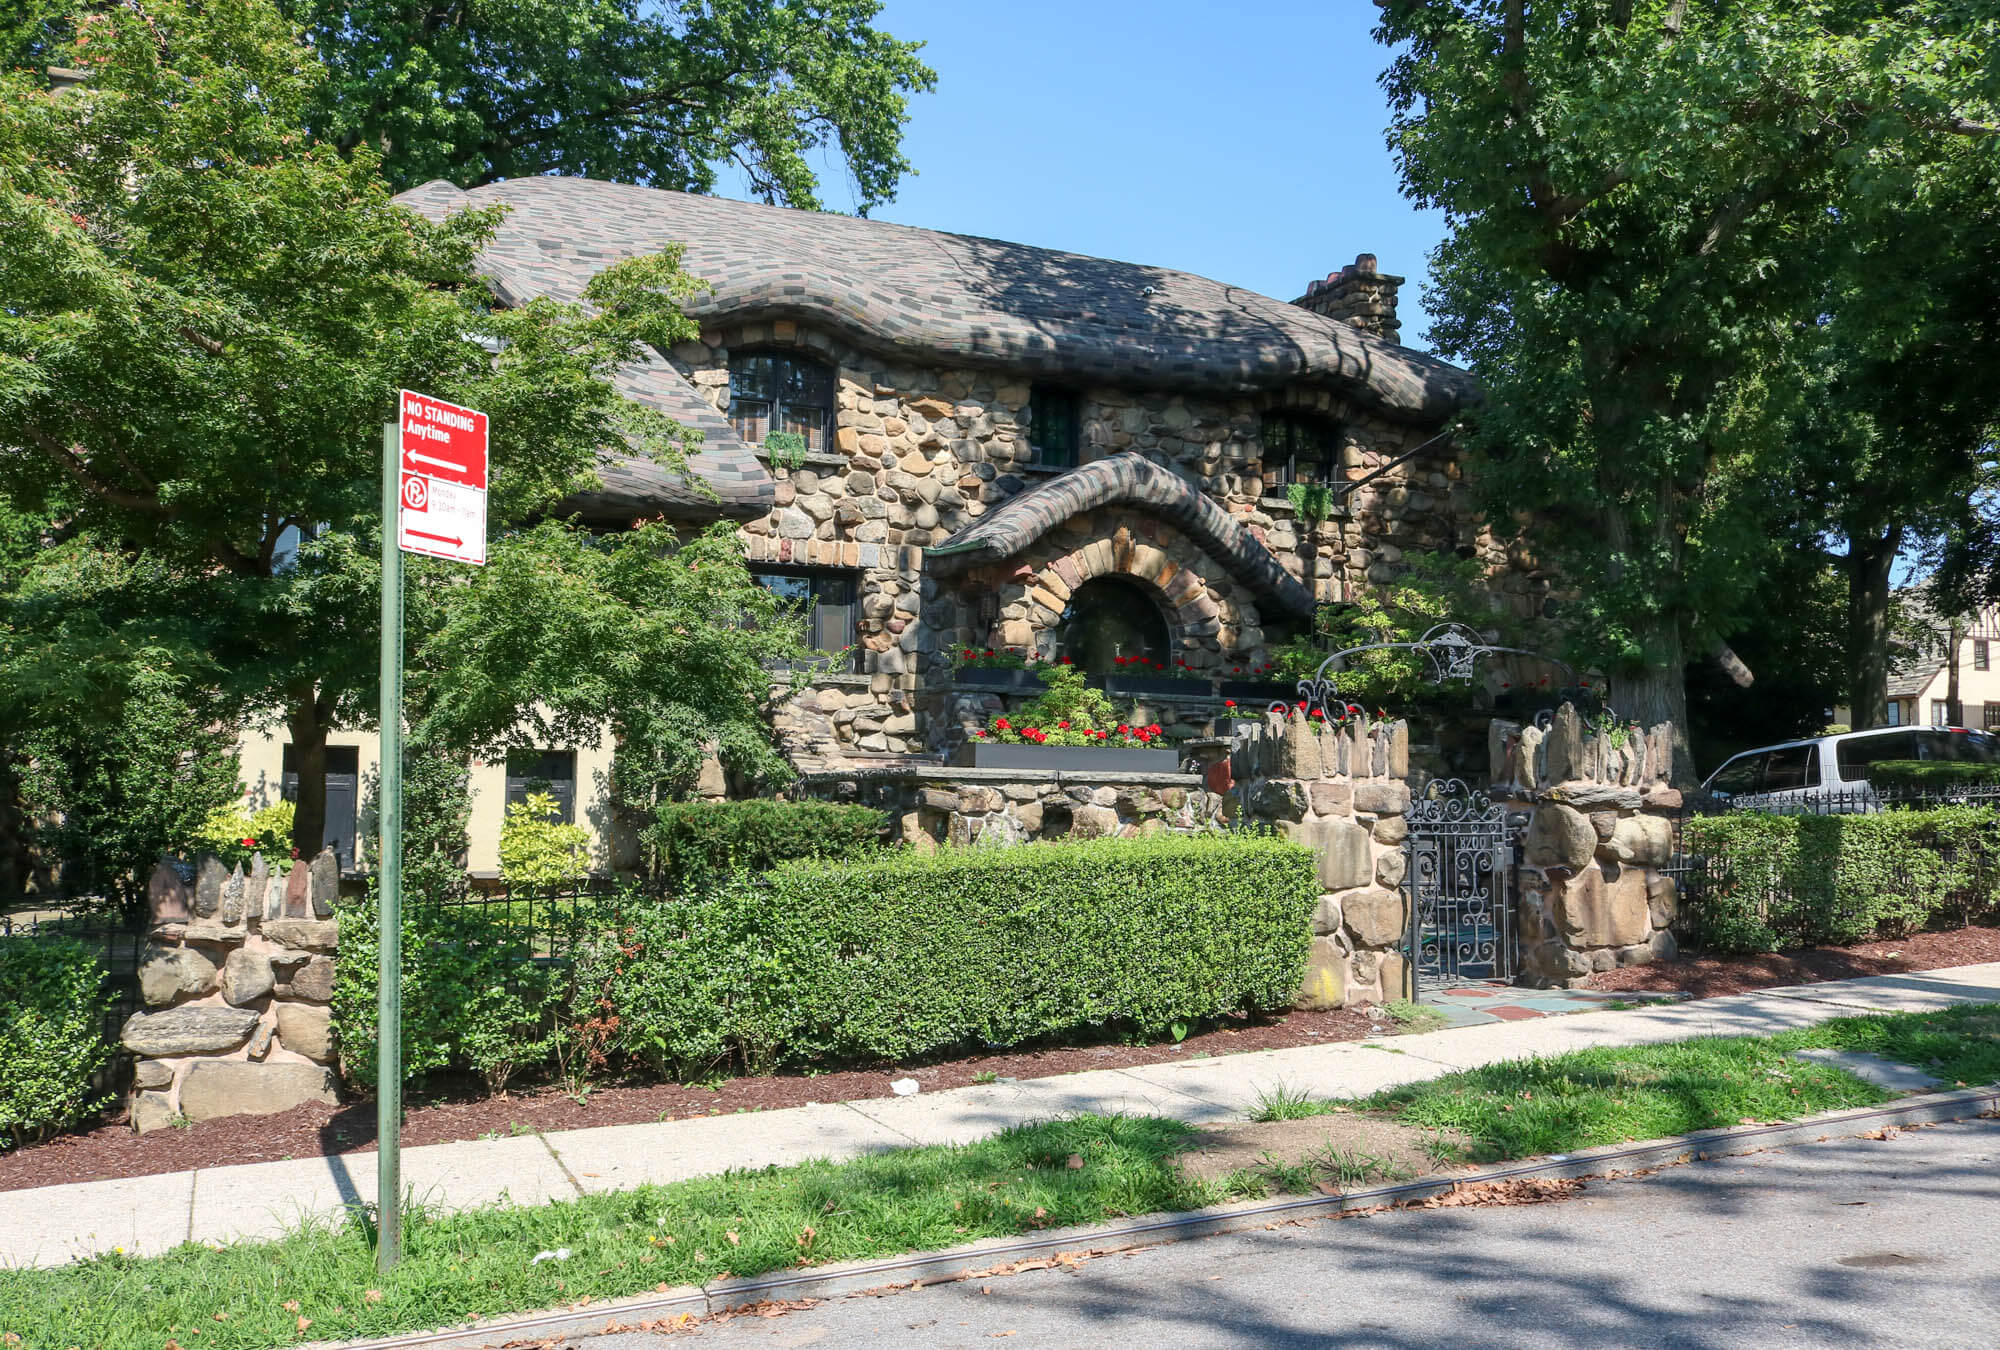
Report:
376,391,488,1273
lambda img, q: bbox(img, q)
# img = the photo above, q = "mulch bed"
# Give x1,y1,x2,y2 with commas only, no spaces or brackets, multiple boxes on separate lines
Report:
9,923,1997,1198
0,1004,1378,1195
1588,924,2000,998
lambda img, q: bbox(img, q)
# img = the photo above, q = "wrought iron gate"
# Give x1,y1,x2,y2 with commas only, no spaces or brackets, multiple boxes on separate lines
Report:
1403,780,1517,991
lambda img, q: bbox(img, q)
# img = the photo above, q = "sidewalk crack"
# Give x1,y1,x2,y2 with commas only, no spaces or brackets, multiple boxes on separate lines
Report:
185,1169,198,1245
535,1128,587,1196
840,1099,920,1144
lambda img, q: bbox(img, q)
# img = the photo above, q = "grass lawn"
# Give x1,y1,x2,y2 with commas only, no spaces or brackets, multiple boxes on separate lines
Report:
3,1006,1993,1349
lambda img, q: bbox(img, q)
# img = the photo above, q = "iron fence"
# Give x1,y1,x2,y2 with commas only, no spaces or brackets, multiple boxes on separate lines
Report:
399,878,674,993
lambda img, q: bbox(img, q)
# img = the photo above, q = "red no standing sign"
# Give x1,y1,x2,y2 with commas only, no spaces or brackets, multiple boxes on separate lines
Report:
396,390,488,565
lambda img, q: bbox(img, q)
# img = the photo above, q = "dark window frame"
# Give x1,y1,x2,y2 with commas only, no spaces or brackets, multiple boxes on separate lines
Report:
728,351,835,454
1932,699,1952,727
751,566,861,671
1259,412,1342,491
504,749,578,824
1976,640,1991,672
280,744,361,870
1986,703,2000,732
1028,386,1082,469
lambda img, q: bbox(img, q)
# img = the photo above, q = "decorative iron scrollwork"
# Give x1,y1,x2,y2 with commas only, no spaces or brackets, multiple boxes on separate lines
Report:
1273,623,1581,725
1403,778,1515,990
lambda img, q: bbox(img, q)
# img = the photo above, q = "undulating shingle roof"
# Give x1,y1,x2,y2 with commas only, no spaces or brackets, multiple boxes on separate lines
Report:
396,176,1477,519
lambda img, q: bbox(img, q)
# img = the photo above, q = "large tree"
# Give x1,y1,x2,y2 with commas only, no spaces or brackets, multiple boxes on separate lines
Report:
1376,1,1997,767
279,0,935,207
0,0,764,862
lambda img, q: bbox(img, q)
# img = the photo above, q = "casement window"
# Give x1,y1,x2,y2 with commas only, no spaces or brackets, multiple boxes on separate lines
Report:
752,568,859,670
1028,386,1081,468
1976,640,1990,672
1259,412,1341,490
728,353,834,452
280,744,360,870
504,749,577,824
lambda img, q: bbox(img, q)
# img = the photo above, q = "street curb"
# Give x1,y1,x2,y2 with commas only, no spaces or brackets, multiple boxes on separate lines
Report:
329,1083,2000,1349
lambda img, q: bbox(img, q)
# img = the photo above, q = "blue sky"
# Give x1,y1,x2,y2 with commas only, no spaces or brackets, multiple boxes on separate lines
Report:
735,1,1446,351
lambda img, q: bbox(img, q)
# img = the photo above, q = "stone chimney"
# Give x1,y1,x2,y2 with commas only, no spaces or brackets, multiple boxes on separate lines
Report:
1293,254,1404,345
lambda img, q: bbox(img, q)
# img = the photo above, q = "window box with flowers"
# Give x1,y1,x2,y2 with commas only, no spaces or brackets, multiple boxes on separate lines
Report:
954,665,1184,771
949,646,1050,692
1102,655,1214,699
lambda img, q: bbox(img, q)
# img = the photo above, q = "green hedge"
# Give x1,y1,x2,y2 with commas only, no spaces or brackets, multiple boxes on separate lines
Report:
333,895,559,1094
1683,807,2000,952
336,834,1319,1093
645,799,887,889
0,940,113,1148
1868,759,2000,792
580,833,1320,1076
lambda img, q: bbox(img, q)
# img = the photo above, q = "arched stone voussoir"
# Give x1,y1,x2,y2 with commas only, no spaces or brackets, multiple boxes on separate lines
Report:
925,455,1317,619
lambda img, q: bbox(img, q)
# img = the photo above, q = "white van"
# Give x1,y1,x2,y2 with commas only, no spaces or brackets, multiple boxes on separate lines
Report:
1701,725,2000,811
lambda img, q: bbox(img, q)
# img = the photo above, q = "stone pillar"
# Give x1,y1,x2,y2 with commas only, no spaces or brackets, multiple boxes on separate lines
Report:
124,849,341,1131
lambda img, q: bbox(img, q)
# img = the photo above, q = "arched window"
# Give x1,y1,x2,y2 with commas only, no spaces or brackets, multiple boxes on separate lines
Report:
729,352,834,452
1057,576,1171,674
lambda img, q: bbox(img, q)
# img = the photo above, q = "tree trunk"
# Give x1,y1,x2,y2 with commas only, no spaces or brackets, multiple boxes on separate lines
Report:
1845,527,1901,732
286,688,329,862
1947,619,1964,725
1611,623,1695,787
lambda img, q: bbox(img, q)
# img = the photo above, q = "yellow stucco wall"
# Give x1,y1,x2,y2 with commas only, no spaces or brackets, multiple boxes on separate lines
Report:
231,720,617,877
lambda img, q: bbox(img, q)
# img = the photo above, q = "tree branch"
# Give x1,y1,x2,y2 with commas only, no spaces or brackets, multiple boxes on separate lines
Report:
22,425,171,515
176,325,224,357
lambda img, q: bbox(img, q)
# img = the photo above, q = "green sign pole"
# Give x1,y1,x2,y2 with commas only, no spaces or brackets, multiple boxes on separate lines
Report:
376,420,405,1272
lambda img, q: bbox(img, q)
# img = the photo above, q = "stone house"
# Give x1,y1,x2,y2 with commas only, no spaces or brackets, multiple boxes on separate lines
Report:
238,176,1540,869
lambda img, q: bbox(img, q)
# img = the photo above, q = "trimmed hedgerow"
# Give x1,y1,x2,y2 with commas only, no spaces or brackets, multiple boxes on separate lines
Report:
0,939,113,1148
1868,759,2000,792
586,833,1320,1077
1683,807,2000,952
645,798,886,889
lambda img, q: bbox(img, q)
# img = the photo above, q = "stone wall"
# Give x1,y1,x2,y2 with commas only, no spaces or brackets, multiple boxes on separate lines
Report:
120,850,341,1132
1492,705,1684,988
1228,714,1417,1010
663,320,1536,765
801,766,1224,851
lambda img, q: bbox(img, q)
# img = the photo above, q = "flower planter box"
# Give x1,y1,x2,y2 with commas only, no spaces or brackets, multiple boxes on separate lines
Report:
953,743,1184,773
1217,679,1295,702
952,667,1048,692
1103,675,1216,699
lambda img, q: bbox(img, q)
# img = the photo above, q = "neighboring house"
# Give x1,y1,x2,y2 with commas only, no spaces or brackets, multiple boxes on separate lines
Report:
1835,599,2000,731
235,176,1542,874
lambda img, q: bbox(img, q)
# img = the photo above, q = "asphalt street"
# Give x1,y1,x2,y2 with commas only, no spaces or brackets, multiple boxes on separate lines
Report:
569,1117,2000,1350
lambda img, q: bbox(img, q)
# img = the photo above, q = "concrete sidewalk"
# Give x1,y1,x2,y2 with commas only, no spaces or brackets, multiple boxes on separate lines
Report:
5,963,1998,1270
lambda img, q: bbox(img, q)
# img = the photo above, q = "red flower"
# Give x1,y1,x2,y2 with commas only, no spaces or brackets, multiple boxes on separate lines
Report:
240,838,257,848
984,649,996,658
1059,656,1073,665
1311,709,1324,720
996,717,1011,730
1117,723,1130,733
1057,720,1070,730
1224,699,1237,708
974,729,987,738
1149,724,1161,734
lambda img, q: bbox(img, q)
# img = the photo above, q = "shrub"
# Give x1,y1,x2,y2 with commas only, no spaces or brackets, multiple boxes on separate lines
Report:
191,799,296,870
0,940,112,1147
1868,759,2000,793
333,894,558,1093
979,664,1165,747
1683,807,2000,952
597,833,1319,1075
645,798,886,889
498,793,591,888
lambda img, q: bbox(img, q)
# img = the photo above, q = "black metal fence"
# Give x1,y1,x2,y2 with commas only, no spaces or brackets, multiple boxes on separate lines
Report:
398,879,675,994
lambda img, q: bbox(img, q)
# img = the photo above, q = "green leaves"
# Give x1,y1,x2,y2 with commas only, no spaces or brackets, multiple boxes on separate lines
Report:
1373,1,1999,724
0,940,112,1148
283,0,937,211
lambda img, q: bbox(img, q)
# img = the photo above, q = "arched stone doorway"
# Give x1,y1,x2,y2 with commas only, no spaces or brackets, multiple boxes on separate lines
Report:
1057,575,1171,674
